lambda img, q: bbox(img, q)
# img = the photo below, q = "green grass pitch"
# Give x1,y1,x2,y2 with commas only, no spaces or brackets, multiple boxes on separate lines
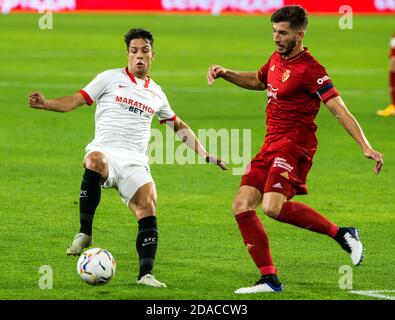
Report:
0,13,394,300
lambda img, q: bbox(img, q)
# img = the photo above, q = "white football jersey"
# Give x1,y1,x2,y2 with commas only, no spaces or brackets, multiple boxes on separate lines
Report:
391,35,395,49
80,68,176,166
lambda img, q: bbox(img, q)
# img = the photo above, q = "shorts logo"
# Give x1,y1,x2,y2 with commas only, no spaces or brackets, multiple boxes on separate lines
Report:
272,182,283,189
270,64,275,71
317,75,330,84
273,157,293,172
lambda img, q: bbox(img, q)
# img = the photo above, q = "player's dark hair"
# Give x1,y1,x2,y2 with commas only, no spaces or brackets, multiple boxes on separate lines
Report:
271,5,308,30
124,28,154,50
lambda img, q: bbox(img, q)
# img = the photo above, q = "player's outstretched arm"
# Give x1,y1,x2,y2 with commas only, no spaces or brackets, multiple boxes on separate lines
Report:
169,117,228,171
28,92,87,112
325,96,384,175
207,64,266,90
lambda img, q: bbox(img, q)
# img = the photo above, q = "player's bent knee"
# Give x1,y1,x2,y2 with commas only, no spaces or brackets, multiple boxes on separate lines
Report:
84,152,107,175
84,161,102,174
131,197,157,220
137,210,156,220
142,199,156,214
232,198,251,216
262,203,281,218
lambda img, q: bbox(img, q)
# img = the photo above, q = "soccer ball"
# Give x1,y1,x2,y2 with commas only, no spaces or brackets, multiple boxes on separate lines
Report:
77,248,116,285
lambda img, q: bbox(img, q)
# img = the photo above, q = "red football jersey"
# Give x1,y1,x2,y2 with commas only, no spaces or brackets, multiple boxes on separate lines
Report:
257,48,338,153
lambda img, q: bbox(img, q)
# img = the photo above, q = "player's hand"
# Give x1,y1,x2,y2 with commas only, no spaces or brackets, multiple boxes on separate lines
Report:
207,65,226,86
28,92,46,109
364,148,384,175
206,155,229,171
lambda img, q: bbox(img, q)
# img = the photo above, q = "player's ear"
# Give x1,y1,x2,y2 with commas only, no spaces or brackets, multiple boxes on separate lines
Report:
152,51,155,61
297,30,305,42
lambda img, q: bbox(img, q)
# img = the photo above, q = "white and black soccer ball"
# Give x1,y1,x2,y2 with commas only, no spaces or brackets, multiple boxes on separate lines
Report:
77,248,116,285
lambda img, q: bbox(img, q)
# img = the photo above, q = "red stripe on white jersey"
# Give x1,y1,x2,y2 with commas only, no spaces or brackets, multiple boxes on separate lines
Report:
125,67,137,85
79,89,93,105
125,67,151,88
159,114,177,124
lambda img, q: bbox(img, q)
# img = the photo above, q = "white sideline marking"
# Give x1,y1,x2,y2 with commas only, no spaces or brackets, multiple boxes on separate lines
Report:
349,290,395,300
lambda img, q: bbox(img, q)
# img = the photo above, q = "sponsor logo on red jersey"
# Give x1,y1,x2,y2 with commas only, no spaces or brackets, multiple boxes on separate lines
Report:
267,84,279,100
317,75,330,84
273,157,294,172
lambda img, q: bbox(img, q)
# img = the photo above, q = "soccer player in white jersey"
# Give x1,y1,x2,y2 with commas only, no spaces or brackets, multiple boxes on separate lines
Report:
28,28,227,288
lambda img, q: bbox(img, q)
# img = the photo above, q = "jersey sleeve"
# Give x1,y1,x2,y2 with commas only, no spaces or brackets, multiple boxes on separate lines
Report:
257,63,269,85
303,62,339,104
79,70,113,105
156,90,177,124
257,55,274,85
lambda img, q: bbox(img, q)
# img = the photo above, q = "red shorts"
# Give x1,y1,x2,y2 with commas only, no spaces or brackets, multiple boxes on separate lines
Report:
240,142,314,200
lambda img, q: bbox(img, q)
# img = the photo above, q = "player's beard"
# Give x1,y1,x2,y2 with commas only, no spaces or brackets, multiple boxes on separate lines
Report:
278,36,298,57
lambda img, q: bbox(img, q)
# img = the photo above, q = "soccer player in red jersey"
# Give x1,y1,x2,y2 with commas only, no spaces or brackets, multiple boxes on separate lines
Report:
207,5,384,293
376,31,395,116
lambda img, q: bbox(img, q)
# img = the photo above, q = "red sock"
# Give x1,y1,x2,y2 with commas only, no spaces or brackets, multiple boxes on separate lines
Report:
276,202,338,238
235,210,276,275
390,71,395,105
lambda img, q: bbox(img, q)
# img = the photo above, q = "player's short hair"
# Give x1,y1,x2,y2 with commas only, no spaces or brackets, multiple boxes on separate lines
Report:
271,5,308,31
124,28,154,50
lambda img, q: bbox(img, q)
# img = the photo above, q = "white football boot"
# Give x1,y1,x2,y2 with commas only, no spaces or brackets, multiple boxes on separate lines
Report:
335,227,364,266
66,233,92,256
137,274,167,288
235,274,283,294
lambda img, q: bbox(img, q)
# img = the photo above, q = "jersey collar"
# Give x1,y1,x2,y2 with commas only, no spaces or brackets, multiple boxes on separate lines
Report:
125,67,151,88
281,47,308,63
